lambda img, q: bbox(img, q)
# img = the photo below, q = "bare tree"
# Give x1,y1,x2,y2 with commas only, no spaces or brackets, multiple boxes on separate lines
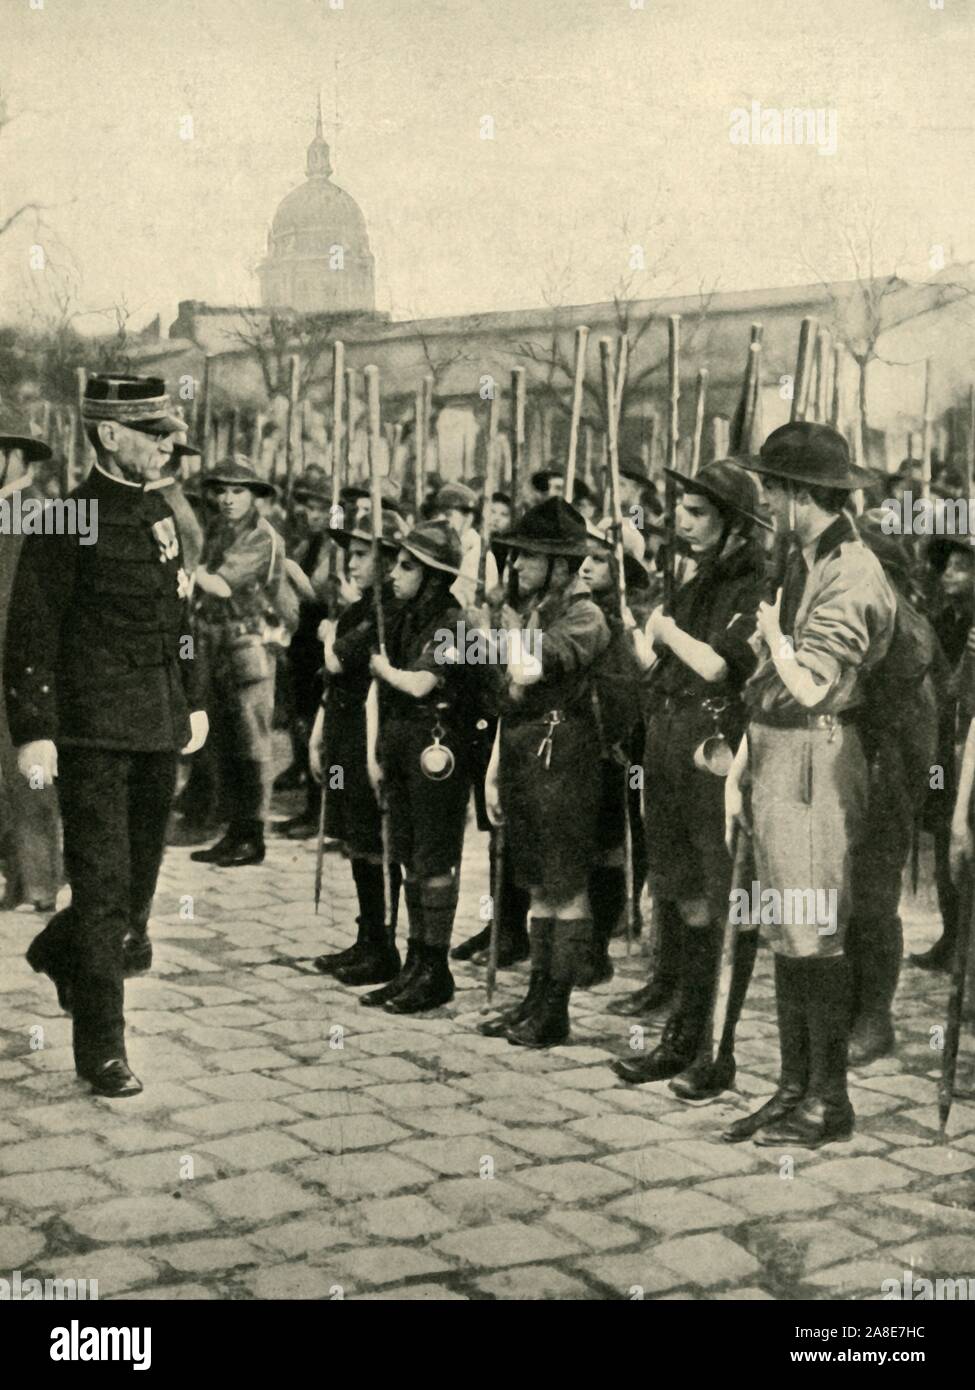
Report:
0,86,47,242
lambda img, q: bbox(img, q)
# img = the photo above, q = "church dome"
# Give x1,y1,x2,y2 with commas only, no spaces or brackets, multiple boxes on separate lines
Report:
259,101,375,315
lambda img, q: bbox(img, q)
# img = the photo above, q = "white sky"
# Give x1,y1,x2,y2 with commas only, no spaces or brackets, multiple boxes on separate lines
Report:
0,0,972,334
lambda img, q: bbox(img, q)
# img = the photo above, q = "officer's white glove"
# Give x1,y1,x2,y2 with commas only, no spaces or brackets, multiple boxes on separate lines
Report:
16,739,58,787
182,710,209,756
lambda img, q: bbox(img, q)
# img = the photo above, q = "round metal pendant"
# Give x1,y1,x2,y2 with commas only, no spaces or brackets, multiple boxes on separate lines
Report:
420,739,455,781
693,733,733,778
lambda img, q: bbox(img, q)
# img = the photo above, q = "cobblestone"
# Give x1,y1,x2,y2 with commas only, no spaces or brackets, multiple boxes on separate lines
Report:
2,814,972,1300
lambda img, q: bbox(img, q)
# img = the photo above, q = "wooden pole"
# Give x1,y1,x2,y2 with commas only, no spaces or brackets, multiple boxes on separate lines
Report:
583,424,593,493
345,367,359,483
791,317,818,424
486,387,500,491
664,315,681,614
284,353,300,507
921,357,934,501
413,385,425,519
712,416,729,459
690,368,708,477
64,405,77,494
200,357,214,471
510,367,525,510
75,367,94,472
613,332,629,438
966,383,975,500
421,375,434,492
564,326,589,502
816,328,832,423
830,345,842,429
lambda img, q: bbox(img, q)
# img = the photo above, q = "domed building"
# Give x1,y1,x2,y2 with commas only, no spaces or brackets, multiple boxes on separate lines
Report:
258,102,375,315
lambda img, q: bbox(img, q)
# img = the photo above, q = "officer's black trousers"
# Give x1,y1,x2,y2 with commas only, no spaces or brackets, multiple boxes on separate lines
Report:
57,746,177,1067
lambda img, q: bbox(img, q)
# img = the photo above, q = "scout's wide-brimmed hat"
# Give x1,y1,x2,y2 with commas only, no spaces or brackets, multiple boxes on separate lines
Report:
664,458,773,531
82,374,189,437
328,507,405,550
618,454,652,486
293,475,331,506
201,456,278,500
505,496,591,558
396,519,463,575
584,525,651,595
530,463,564,492
745,422,873,491
0,434,53,463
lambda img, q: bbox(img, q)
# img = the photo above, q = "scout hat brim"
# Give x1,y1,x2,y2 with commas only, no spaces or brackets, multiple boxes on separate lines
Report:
0,434,53,463
664,466,773,531
504,534,591,558
201,470,277,500
744,454,874,491
396,539,462,575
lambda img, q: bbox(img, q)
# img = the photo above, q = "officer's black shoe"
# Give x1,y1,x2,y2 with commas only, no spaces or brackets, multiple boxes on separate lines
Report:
753,1095,854,1149
505,979,571,1049
190,831,239,863
606,977,676,1017
909,939,954,972
122,936,152,977
83,1058,143,1099
215,834,266,868
25,936,74,1015
478,970,547,1037
451,926,492,961
611,1013,697,1084
333,941,400,987
360,942,422,1008
669,1050,736,1101
384,947,454,1014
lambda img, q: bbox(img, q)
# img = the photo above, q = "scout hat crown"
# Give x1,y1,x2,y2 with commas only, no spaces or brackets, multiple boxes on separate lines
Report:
746,422,873,491
505,496,590,557
396,519,463,575
664,458,773,531
293,475,331,506
201,456,277,499
530,463,564,492
618,454,651,486
435,481,478,513
0,434,53,464
328,506,405,550
82,374,188,436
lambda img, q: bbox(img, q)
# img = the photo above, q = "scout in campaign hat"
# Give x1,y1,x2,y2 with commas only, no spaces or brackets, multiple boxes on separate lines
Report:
664,457,773,532
328,506,405,550
0,434,54,464
395,518,463,575
292,474,331,507
200,456,278,500
435,481,478,514
744,421,873,491
503,495,591,557
81,374,190,437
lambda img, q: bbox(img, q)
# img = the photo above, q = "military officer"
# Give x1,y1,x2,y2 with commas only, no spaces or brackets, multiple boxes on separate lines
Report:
6,375,207,1097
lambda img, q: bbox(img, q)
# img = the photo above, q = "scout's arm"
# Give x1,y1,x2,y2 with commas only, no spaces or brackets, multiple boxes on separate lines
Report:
508,597,609,687
365,678,383,797
369,650,438,699
646,607,728,684
5,528,79,779
755,589,831,708
949,716,975,882
196,525,274,599
724,733,751,853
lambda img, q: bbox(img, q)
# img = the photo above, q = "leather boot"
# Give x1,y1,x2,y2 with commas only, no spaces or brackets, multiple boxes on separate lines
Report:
578,864,624,987
607,899,682,1016
384,875,457,1013
468,841,531,967
612,923,718,1084
671,929,759,1101
452,925,492,961
755,955,855,1149
316,860,387,975
384,944,455,1013
334,862,402,986
479,919,552,1036
216,822,266,867
723,953,808,1142
122,931,153,977
190,827,240,863
505,920,590,1048
848,913,900,1066
314,918,370,976
360,879,422,1007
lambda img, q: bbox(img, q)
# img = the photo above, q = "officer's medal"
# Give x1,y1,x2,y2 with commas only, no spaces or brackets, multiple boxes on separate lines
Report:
420,715,455,781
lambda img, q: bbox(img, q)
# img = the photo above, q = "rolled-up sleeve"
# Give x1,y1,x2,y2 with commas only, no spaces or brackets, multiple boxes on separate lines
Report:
537,599,610,681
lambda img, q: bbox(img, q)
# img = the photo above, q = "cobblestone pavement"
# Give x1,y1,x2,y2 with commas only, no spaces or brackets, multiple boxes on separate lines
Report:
2,806,975,1303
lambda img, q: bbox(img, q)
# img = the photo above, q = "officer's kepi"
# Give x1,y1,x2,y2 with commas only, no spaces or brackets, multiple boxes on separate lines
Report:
81,374,191,438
